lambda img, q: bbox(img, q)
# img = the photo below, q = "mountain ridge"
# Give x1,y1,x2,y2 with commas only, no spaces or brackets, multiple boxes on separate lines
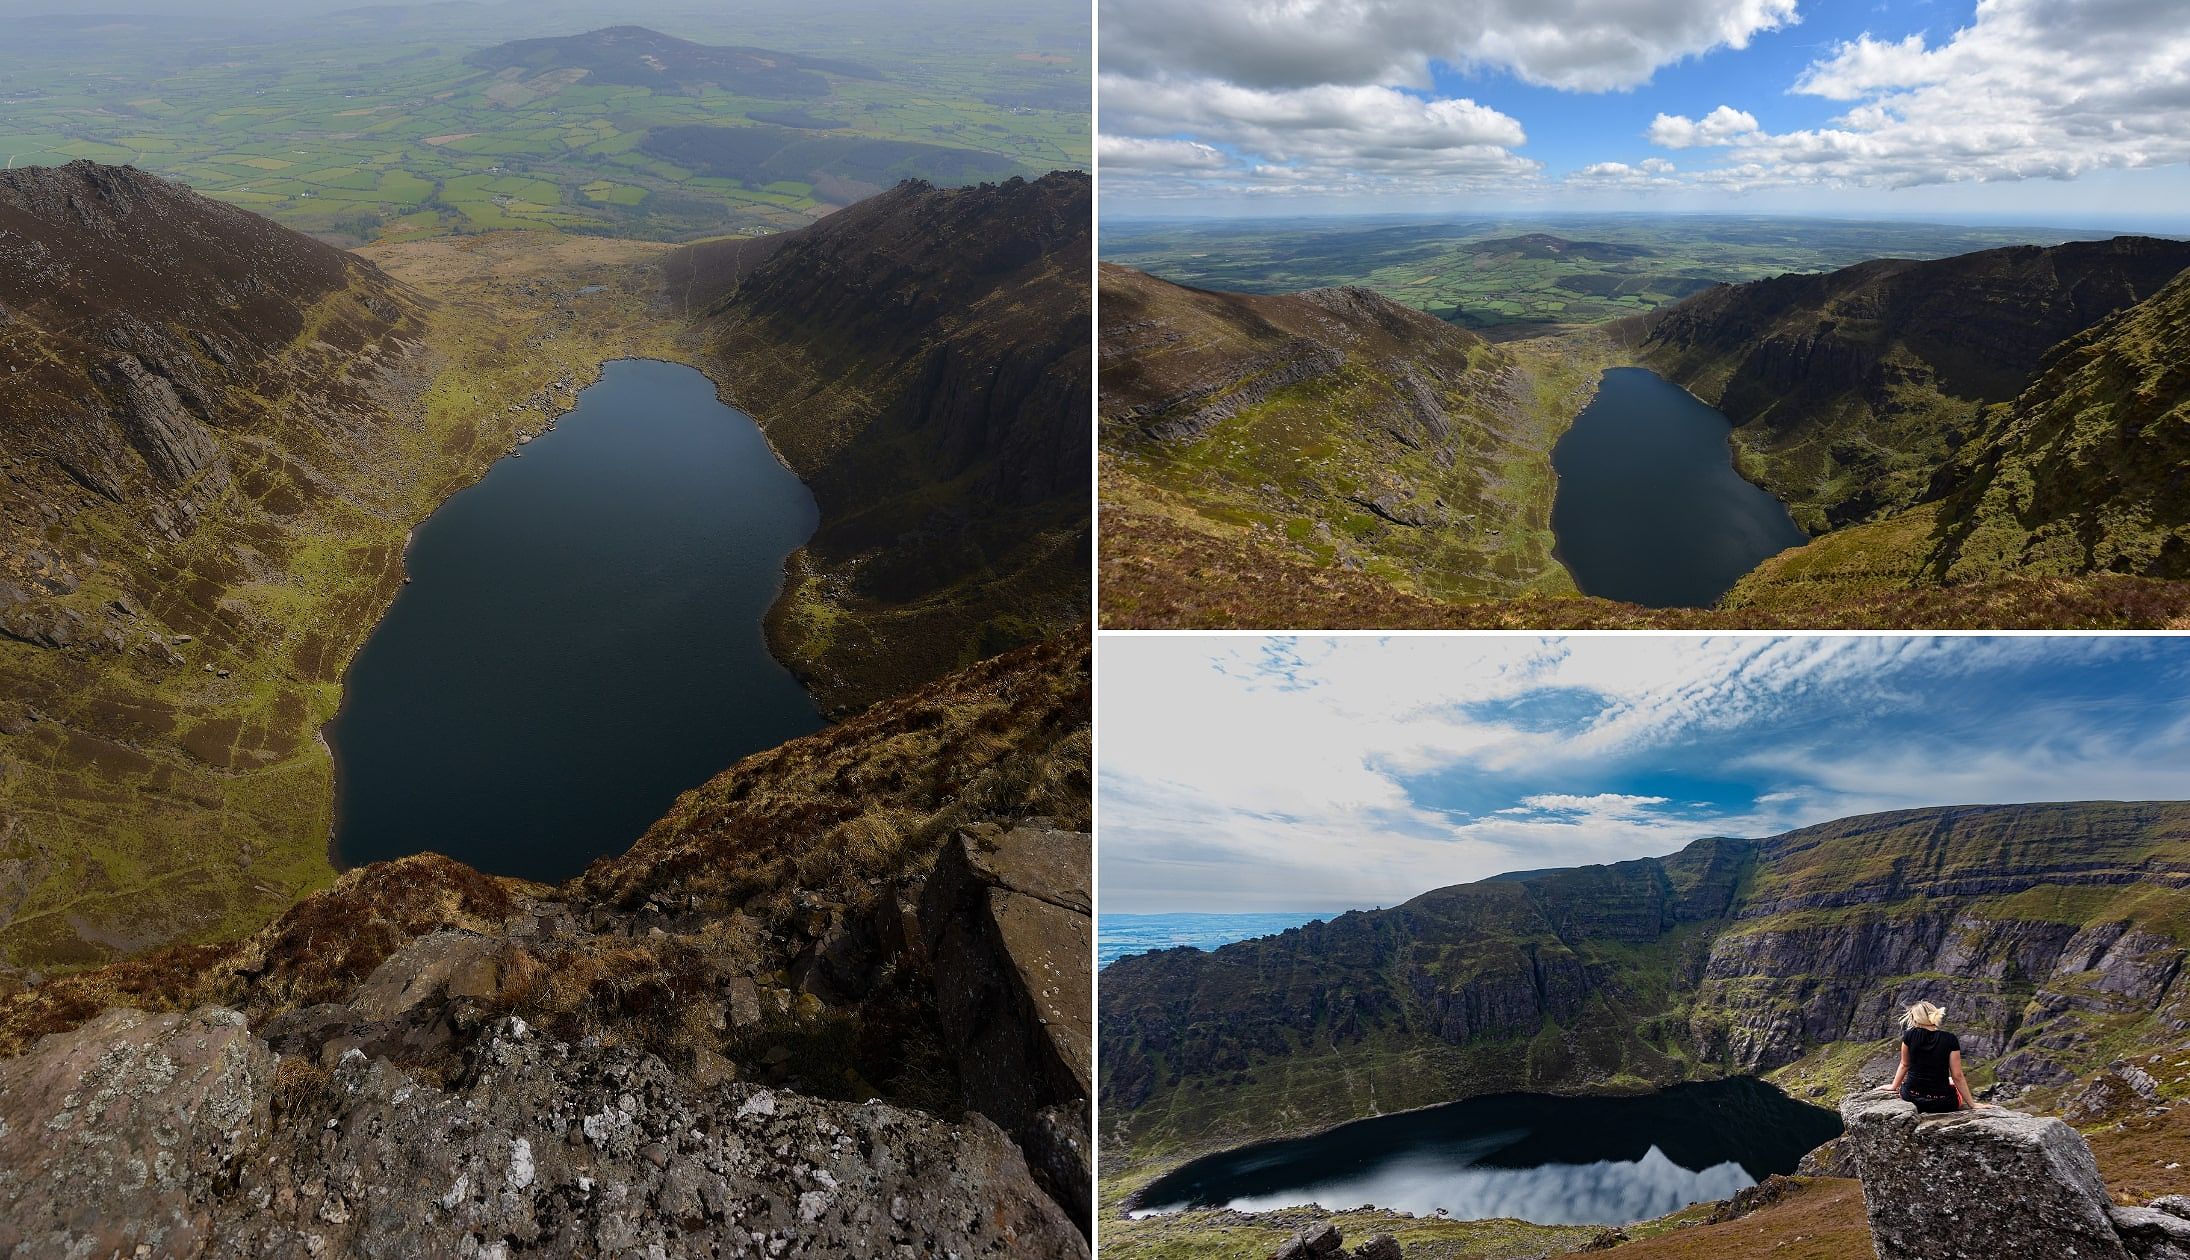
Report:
1099,800,2190,1162
667,171,1091,712
1629,235,2190,532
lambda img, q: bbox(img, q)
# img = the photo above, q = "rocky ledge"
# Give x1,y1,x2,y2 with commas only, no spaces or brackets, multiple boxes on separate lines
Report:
0,1005,1076,1258
0,825,1093,1257
1841,1089,2190,1260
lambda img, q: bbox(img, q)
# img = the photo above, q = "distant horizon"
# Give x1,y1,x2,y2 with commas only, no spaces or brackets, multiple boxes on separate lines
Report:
1098,208,2190,237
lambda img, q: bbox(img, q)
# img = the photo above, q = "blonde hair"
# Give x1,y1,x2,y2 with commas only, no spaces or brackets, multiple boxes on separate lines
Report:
1901,1001,1946,1030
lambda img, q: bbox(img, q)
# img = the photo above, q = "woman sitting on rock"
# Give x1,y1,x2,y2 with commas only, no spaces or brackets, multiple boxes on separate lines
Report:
1888,1001,1990,1114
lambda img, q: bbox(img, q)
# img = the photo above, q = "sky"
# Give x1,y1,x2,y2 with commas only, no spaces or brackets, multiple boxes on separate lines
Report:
1098,635,2190,914
1097,0,2190,224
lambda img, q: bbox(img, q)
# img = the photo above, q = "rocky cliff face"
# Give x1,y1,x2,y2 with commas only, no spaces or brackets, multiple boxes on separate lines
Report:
0,635,1093,1255
1632,237,2190,532
1100,801,2190,1159
0,161,423,633
665,173,1090,713
1098,263,1597,607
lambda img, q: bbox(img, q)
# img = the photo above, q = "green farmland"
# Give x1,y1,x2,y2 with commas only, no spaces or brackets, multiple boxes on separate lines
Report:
0,1,1088,242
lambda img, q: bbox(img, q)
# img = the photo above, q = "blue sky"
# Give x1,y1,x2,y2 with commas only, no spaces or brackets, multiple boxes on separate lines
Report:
1098,636,2190,913
1097,0,2190,225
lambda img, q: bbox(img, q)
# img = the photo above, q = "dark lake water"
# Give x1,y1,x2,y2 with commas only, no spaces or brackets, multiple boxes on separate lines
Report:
1551,367,1809,608
328,358,823,883
1132,1079,1841,1226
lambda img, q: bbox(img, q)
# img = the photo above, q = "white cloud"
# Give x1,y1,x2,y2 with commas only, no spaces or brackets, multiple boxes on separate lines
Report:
1095,0,1798,202
1675,0,2190,189
1098,76,1539,199
1097,136,1232,172
1098,636,2184,912
1098,0,1798,93
1646,105,1761,148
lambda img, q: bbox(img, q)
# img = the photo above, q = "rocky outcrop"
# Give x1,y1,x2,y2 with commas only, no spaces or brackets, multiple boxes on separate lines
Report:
0,1005,1081,1258
1840,1090,2190,1260
1270,1223,1401,1260
918,823,1093,1231
0,637,1093,1253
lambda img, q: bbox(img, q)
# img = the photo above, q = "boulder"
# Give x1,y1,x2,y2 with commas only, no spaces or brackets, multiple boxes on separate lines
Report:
2111,1207,2190,1260
347,928,503,1021
1353,1234,1404,1260
1841,1089,2144,1260
0,1007,275,1258
1795,1136,1853,1178
1274,1221,1344,1259
919,824,1092,1169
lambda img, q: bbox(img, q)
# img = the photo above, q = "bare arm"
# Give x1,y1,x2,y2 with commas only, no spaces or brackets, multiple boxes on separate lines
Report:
1949,1051,1977,1109
1889,1043,1909,1092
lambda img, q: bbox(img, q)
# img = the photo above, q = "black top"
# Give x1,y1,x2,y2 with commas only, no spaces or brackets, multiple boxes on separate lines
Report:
1902,1027,1961,1095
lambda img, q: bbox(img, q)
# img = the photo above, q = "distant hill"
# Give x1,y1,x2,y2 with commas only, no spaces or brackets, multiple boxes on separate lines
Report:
1630,235,2190,532
463,25,876,98
664,173,1091,711
1100,800,2190,1159
1462,232,1651,262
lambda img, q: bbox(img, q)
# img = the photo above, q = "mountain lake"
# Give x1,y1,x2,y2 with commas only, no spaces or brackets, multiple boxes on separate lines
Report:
1551,367,1810,608
1131,1079,1842,1226
328,358,823,883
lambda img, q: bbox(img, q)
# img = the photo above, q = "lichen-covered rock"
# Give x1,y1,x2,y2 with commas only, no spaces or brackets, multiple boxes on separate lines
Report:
0,1006,1086,1258
1840,1089,2131,1260
0,1007,275,1257
2111,1206,2190,1260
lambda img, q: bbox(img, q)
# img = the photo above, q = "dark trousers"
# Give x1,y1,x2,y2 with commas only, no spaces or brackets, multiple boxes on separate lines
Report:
1900,1087,1961,1114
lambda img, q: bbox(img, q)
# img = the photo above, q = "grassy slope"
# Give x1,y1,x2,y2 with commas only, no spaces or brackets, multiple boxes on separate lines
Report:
1923,265,2190,582
1629,238,2190,533
0,232,684,982
1099,495,2190,630
1098,265,1612,605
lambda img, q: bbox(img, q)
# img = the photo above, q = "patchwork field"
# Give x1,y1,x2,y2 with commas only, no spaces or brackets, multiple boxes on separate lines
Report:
0,2,1087,242
1100,216,2127,336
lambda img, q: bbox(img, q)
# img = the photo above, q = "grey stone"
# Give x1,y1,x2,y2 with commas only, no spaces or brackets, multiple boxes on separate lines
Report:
1840,1089,2132,1260
0,1007,275,1258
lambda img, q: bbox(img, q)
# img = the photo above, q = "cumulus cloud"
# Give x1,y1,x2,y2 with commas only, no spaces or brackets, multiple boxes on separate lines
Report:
1666,0,2190,189
1099,77,1539,199
1646,105,1760,148
1099,636,2188,912
1097,136,1231,172
1096,0,1797,201
1099,0,1798,93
